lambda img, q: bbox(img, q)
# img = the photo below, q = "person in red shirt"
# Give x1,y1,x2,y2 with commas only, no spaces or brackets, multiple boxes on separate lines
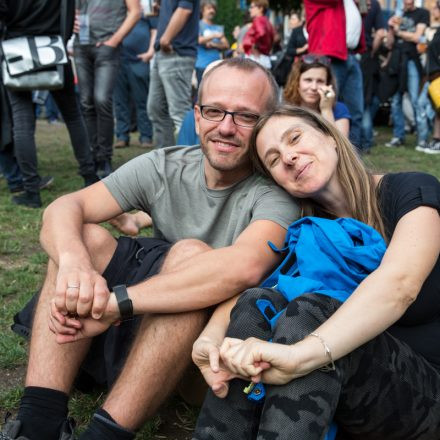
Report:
242,0,274,69
304,0,366,152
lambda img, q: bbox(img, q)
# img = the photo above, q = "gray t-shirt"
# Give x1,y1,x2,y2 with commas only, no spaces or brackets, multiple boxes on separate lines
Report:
103,146,300,248
76,0,127,44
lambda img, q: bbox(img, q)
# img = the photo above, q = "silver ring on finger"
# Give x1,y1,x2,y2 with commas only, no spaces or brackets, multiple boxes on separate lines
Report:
67,285,80,289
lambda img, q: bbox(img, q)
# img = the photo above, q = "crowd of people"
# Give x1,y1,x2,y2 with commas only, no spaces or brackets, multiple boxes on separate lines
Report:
0,1,440,440
1,0,440,209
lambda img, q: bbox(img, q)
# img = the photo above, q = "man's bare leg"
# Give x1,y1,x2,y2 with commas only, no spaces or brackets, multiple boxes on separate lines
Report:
26,224,118,392
99,240,212,431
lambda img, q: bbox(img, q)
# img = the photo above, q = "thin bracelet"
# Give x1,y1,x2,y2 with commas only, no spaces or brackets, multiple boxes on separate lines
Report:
309,332,336,372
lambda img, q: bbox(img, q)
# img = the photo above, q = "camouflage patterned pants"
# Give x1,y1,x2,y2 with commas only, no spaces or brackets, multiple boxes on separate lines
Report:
193,288,440,440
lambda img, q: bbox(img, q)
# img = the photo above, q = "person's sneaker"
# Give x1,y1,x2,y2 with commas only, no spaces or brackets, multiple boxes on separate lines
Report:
114,139,129,148
415,140,428,152
11,191,42,208
0,417,75,440
385,137,404,148
0,418,24,439
140,139,154,148
10,176,54,194
96,160,112,179
422,139,440,154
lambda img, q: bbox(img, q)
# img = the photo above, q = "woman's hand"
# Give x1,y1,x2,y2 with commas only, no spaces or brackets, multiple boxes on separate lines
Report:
220,337,314,385
192,336,240,398
318,85,336,113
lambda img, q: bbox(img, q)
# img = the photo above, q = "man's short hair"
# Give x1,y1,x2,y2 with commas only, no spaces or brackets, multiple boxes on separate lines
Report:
201,0,217,11
197,58,279,112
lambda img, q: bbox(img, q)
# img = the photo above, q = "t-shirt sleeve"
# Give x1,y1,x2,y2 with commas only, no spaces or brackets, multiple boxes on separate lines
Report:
419,9,430,26
251,180,301,229
177,0,194,11
333,101,351,121
102,151,165,213
373,2,386,30
380,172,440,238
148,16,158,29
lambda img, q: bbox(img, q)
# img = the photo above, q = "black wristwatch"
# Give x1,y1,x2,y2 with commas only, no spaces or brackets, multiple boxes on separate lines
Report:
113,284,133,321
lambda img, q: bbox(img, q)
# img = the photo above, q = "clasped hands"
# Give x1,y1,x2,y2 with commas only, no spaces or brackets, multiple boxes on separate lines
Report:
192,335,311,399
48,263,120,344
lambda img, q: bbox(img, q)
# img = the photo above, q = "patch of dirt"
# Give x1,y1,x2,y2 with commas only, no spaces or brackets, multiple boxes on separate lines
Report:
0,365,25,394
154,401,195,440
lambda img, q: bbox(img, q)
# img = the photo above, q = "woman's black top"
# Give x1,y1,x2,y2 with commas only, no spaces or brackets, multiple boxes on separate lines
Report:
378,172,440,368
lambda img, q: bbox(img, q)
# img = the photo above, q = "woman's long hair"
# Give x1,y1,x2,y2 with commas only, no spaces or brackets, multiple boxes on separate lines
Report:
283,57,336,106
249,105,386,238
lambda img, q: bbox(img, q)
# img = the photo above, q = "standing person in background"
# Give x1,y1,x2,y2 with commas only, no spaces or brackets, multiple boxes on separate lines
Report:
284,10,308,61
74,0,141,178
0,0,99,208
147,0,199,148
113,6,157,149
385,0,429,149
360,0,386,154
272,10,308,88
304,0,366,151
195,0,229,86
242,0,274,69
416,1,440,155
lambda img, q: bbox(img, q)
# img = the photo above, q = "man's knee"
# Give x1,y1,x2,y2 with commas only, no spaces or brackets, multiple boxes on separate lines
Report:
163,239,211,269
82,224,117,273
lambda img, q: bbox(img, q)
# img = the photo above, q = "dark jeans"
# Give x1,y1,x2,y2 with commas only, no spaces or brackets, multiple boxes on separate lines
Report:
7,62,96,193
0,146,23,190
74,44,121,161
193,288,440,440
114,61,152,143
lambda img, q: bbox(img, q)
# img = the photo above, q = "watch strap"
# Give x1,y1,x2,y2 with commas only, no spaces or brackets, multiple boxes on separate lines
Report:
113,284,133,320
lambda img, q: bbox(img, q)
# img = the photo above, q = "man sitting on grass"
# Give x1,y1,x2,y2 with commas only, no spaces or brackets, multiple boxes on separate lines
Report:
2,58,299,440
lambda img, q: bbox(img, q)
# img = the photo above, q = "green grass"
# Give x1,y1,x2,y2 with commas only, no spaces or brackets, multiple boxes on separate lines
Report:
0,121,439,437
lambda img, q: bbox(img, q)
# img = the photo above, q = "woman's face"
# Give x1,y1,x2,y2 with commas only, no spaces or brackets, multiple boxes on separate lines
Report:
249,3,263,18
298,67,328,108
256,116,339,199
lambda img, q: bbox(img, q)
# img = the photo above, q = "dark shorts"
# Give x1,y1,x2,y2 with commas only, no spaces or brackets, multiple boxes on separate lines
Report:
13,236,172,390
80,236,172,388
102,236,171,289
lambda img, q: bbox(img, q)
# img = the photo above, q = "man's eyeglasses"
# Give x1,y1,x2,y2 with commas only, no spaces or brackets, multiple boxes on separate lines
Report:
199,105,260,128
301,54,331,66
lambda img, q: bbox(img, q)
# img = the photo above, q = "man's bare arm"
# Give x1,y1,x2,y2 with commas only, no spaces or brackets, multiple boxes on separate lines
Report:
40,182,124,318
159,7,192,51
122,219,287,313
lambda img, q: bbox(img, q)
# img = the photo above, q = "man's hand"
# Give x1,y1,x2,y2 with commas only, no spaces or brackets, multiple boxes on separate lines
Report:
49,294,120,344
192,336,240,398
388,15,401,33
159,36,173,53
220,337,310,385
137,49,154,63
54,262,110,319
97,38,119,48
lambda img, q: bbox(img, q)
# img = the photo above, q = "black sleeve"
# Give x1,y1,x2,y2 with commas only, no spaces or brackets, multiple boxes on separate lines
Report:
373,2,386,31
418,8,430,27
0,0,7,23
379,172,440,239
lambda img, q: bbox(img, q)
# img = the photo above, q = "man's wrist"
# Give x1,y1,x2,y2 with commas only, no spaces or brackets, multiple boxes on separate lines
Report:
113,284,134,320
107,293,122,322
